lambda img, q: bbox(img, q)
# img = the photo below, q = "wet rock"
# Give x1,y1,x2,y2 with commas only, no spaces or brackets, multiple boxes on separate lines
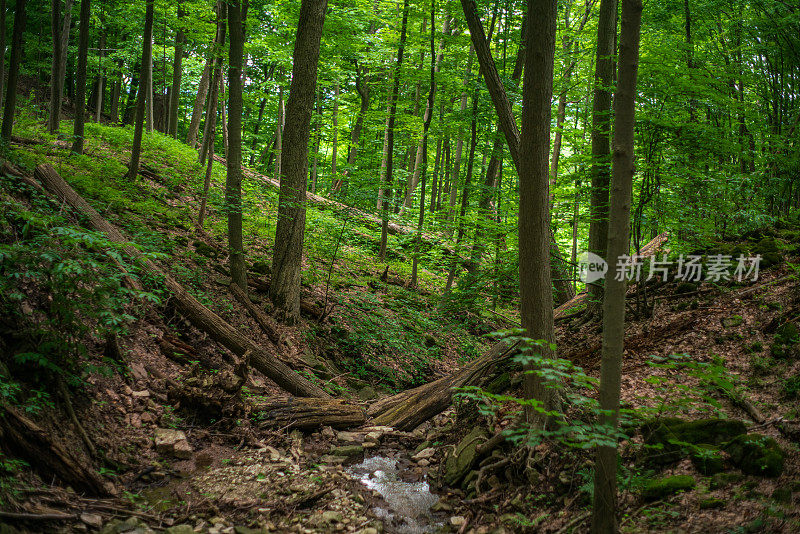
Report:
155,428,193,459
724,433,784,477
412,448,435,461
444,427,488,486
709,472,744,490
450,516,466,527
336,431,365,444
100,517,155,534
641,475,695,501
331,445,364,457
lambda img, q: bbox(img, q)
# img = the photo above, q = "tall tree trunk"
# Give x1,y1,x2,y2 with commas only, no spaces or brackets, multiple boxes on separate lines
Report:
446,47,474,235
273,85,284,181
168,1,185,138
48,0,62,133
54,0,72,124
411,0,436,289
122,64,139,125
591,0,642,531
586,0,618,311
126,0,153,179
519,0,557,427
379,0,409,262
0,0,24,143
227,0,247,293
334,64,370,194
310,84,322,193
109,59,122,123
70,0,90,154
146,38,154,133
248,97,267,166
94,30,105,122
270,0,328,323
376,81,392,210
0,0,7,113
400,16,451,216
199,5,226,166
330,82,339,189
187,58,212,147
220,79,229,157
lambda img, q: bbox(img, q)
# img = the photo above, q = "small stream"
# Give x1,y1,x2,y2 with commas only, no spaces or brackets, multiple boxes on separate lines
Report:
347,456,443,534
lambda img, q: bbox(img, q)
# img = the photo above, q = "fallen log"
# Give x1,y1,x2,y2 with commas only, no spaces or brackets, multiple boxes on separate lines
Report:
249,397,366,429
34,163,328,399
0,404,115,496
367,340,519,430
229,282,282,345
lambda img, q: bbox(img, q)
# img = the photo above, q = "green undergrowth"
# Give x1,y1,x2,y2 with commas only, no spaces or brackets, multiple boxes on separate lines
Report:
3,110,490,388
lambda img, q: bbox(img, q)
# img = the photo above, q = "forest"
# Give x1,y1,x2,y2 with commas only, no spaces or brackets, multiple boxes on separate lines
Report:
0,0,799,532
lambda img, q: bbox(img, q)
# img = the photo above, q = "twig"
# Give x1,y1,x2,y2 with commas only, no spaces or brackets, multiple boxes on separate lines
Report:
555,510,590,534
58,380,97,457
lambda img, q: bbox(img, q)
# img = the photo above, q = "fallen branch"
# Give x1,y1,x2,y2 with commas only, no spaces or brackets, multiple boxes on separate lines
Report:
0,511,76,521
34,163,328,399
249,397,366,429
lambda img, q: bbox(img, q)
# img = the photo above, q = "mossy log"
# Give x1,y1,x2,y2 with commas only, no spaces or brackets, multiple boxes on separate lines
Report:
34,163,328,399
249,397,366,429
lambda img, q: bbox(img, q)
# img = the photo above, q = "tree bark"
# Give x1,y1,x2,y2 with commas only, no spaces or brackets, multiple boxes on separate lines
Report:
47,0,63,133
126,0,153,179
168,1,185,138
379,0,409,262
0,0,7,113
227,0,247,293
1,0,26,142
591,1,641,531
70,0,89,153
93,30,105,122
250,397,365,430
270,0,328,323
330,81,339,188
518,0,557,426
273,85,284,181
187,58,212,147
587,0,618,311
376,79,392,210
35,163,329,399
249,97,267,166
199,5,226,166
446,47,473,235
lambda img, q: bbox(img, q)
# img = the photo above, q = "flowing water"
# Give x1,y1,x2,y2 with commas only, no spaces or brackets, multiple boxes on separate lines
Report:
347,456,443,534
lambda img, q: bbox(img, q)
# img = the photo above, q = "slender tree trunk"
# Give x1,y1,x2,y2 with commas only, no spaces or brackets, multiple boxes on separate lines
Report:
227,0,247,293
248,97,267,166
122,64,139,125
146,38,154,133
270,0,328,323
94,30,105,122
0,0,7,113
591,0,642,531
447,47,473,235
587,0,618,310
220,80,229,157
376,81,392,210
109,59,122,123
330,82,339,189
54,0,72,120
379,0,409,262
48,0,62,133
273,85,284,180
411,0,436,289
519,0,557,427
187,58,212,147
168,1,185,138
126,0,153,179
0,0,24,143
334,65,370,194
70,0,90,154
199,5,225,166
197,118,216,227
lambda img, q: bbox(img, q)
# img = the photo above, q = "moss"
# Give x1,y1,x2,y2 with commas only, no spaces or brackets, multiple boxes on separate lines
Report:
698,497,726,509
771,487,792,504
675,281,698,295
760,251,783,268
746,341,764,353
485,372,511,394
775,322,799,345
641,475,695,501
709,472,744,490
724,434,784,477
721,315,744,328
754,236,779,254
690,444,725,475
771,343,798,360
643,418,747,467
443,426,488,487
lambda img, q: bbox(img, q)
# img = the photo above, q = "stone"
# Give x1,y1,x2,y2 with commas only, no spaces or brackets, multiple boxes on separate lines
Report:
321,426,336,438
724,434,784,477
319,455,346,464
643,418,747,466
251,261,271,276
444,427,488,486
336,431,365,444
330,445,363,457
417,459,430,467
357,386,378,400
412,448,435,460
641,475,695,501
234,527,265,534
129,363,148,382
164,526,195,534
321,511,342,524
450,516,466,527
365,431,383,443
709,472,743,490
154,428,193,459
80,514,103,528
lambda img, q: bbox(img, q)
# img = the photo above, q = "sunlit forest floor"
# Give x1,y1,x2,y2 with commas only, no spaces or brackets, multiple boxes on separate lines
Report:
1,115,799,533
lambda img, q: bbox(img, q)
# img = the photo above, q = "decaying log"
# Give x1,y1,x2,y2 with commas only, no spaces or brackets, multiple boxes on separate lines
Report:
249,397,366,429
229,282,282,345
368,340,519,430
34,163,328,399
0,404,114,496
